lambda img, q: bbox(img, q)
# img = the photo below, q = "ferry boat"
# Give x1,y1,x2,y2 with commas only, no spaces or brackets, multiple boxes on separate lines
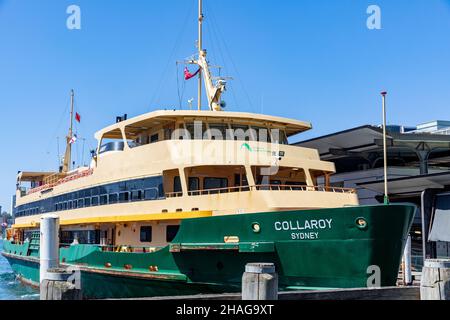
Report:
2,1,415,299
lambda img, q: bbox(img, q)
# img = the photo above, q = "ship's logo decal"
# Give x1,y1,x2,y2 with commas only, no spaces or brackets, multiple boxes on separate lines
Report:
241,143,253,152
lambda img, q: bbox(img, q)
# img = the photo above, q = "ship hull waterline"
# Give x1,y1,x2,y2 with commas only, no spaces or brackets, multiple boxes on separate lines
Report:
2,204,416,299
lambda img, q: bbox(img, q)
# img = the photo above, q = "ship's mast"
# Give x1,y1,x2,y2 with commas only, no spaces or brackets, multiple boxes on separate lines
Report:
198,0,203,111
62,89,74,173
190,0,227,112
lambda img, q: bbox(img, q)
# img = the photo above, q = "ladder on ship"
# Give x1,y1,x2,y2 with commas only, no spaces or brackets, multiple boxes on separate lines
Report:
27,231,40,255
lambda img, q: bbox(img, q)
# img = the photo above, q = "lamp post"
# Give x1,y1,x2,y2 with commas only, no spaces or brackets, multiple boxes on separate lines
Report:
381,91,390,205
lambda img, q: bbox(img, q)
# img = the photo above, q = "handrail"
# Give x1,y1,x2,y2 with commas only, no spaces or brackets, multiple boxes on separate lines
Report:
166,184,356,198
59,243,165,253
27,169,94,195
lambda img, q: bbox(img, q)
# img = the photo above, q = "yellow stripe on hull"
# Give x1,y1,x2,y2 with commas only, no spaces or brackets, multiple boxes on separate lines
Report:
12,211,213,229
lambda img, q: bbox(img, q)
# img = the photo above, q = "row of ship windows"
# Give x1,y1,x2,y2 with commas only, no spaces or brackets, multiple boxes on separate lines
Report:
15,188,162,218
15,177,164,218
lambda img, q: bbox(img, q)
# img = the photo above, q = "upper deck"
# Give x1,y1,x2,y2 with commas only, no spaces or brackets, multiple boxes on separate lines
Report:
95,110,312,141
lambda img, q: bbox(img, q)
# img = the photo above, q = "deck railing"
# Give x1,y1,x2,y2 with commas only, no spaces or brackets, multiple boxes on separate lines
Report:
26,169,94,195
59,243,165,254
165,184,356,198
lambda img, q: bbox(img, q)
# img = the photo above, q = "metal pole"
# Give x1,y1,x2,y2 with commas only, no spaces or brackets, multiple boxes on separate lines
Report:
403,235,412,285
381,91,389,205
40,214,60,284
198,0,203,111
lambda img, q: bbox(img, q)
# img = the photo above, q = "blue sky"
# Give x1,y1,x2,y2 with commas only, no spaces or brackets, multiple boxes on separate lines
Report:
0,0,450,211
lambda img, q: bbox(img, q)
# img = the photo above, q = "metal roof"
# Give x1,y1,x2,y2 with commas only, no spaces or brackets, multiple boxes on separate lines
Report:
95,110,312,140
295,125,387,158
294,125,450,159
357,171,450,195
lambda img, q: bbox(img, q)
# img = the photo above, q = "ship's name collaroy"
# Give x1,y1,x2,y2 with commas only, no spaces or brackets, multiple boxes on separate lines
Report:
274,219,333,232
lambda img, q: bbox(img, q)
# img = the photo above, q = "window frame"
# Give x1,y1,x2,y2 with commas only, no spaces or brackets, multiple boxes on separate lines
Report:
140,226,153,243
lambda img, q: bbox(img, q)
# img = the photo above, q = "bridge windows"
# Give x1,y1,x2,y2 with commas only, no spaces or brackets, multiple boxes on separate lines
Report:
204,177,229,190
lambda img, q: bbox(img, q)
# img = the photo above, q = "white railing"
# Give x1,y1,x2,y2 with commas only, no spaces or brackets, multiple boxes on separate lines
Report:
165,184,356,198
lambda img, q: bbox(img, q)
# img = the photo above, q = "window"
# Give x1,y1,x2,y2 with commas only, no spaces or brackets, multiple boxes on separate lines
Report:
78,199,84,208
140,226,152,243
252,126,271,143
286,181,306,191
62,202,67,211
109,193,118,204
174,176,182,193
204,178,228,191
84,198,91,207
73,200,78,209
100,194,108,205
188,177,200,192
166,225,180,242
68,201,73,210
208,123,228,140
91,196,99,207
119,192,130,203
131,190,142,201
150,134,159,143
144,189,157,200
229,125,251,141
234,174,249,187
271,129,288,145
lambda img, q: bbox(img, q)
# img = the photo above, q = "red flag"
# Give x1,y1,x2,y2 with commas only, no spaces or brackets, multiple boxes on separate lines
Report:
184,67,200,80
75,112,81,123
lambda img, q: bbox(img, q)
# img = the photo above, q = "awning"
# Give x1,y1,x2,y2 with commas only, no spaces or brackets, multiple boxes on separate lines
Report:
17,171,58,182
357,171,450,195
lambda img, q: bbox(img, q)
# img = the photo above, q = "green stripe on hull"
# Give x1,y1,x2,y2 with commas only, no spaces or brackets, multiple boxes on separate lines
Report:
2,204,416,299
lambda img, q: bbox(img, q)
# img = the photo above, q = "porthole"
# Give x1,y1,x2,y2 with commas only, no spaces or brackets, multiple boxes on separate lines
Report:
252,222,261,233
355,217,368,230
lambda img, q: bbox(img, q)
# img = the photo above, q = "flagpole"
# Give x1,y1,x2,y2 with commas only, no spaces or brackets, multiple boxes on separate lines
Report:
70,89,74,146
381,91,390,205
198,0,203,111
62,90,74,173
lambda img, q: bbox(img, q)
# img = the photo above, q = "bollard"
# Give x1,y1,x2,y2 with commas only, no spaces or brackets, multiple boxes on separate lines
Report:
242,263,278,300
40,214,60,284
420,259,450,300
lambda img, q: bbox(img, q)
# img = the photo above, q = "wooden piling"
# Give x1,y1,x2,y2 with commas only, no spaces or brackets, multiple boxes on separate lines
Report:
420,259,450,300
40,268,82,300
242,263,278,300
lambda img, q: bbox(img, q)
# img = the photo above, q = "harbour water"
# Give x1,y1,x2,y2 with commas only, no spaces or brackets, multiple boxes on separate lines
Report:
0,240,39,300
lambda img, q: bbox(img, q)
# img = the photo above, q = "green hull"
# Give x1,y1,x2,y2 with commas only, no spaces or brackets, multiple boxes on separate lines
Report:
2,204,416,299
